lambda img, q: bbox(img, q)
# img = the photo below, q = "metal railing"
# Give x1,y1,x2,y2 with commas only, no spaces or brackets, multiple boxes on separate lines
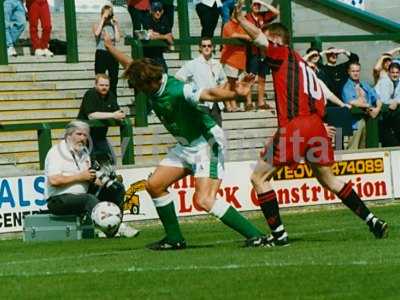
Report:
0,119,134,170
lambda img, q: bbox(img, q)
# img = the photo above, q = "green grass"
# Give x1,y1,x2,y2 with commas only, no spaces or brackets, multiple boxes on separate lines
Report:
0,203,399,300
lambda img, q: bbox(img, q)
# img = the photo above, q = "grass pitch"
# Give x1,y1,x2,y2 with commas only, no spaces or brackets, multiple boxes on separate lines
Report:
0,202,399,300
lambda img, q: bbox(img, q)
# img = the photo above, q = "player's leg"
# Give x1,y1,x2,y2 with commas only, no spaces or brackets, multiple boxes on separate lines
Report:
145,165,190,249
250,158,289,246
194,176,264,245
310,162,388,238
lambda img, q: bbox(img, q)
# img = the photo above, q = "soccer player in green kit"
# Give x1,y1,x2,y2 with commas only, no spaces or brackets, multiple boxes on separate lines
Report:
103,34,266,250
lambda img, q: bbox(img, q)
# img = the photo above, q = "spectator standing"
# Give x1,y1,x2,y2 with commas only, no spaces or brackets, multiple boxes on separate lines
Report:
220,15,250,112
77,74,125,164
195,0,222,37
245,0,279,111
45,120,138,238
374,62,400,146
320,47,359,98
127,0,150,32
26,0,53,57
3,0,26,57
93,4,121,96
220,0,235,25
143,1,173,72
176,37,227,126
342,62,381,149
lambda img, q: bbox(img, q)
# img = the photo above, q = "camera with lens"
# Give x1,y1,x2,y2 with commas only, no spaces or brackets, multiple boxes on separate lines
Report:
90,157,120,190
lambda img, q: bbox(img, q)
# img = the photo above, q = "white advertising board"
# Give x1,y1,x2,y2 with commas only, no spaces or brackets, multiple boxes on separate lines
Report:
1,150,392,234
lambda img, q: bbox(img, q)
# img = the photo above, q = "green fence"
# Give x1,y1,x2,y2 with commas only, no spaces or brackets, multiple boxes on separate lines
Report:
0,119,134,170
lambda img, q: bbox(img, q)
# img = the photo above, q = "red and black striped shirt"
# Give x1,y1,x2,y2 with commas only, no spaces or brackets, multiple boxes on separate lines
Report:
264,43,326,127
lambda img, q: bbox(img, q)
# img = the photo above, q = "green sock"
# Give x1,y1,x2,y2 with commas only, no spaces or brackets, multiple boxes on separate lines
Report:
212,201,263,239
154,199,184,242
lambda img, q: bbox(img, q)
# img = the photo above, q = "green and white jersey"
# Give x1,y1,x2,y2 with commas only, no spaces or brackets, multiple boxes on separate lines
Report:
150,74,218,145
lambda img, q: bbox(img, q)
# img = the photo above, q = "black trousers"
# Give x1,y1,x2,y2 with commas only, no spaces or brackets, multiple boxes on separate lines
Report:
128,6,150,31
195,3,220,38
95,49,119,96
47,182,125,217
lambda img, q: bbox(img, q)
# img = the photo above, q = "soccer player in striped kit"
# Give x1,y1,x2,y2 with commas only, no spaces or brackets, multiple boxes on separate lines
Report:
234,2,388,246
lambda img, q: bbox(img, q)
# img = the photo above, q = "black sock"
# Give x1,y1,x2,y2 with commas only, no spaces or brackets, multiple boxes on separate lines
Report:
258,190,283,231
337,182,372,220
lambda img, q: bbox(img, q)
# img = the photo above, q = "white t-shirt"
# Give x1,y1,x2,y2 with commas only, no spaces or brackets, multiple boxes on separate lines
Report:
45,140,91,197
176,55,227,109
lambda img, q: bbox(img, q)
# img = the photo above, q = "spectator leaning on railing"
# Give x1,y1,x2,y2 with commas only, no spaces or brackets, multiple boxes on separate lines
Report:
26,0,53,57
3,0,26,57
374,62,400,146
142,1,173,73
342,62,382,149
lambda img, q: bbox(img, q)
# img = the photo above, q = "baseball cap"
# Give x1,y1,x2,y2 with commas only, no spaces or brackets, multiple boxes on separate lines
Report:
151,1,163,11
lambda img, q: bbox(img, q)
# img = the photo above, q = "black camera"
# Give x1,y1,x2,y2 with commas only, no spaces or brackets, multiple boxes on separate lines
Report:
90,158,119,190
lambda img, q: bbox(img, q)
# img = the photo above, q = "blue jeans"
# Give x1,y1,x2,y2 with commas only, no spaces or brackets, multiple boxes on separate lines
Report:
4,0,26,47
220,0,235,24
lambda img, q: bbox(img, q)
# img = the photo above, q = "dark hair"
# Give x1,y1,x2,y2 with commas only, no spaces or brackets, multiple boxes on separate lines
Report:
306,47,320,54
348,61,361,70
198,37,213,47
262,23,290,45
389,62,400,71
123,58,163,91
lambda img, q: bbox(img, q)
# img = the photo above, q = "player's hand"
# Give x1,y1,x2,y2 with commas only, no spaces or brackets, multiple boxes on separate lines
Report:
113,110,126,120
102,31,113,49
324,123,336,140
235,74,255,98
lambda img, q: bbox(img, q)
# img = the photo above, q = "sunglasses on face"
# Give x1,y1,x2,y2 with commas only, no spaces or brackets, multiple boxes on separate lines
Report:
201,44,213,48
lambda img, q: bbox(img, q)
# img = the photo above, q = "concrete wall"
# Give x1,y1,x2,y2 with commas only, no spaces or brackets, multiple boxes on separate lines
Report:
292,0,400,83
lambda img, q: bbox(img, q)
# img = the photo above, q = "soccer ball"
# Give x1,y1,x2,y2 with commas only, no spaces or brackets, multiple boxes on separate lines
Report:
91,201,122,236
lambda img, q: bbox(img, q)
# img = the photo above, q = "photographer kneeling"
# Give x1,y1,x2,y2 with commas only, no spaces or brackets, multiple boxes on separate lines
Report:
45,120,138,238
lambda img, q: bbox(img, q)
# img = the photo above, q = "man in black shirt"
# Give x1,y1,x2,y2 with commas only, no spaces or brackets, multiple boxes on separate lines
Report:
320,47,359,99
143,1,173,72
77,74,125,163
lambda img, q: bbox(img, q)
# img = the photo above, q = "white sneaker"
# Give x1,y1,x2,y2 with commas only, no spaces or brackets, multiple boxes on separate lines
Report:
95,229,107,238
43,48,54,57
34,48,44,56
116,223,140,238
7,47,17,57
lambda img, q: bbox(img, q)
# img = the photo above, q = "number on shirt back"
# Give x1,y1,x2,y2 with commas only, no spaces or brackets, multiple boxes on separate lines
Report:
299,61,322,100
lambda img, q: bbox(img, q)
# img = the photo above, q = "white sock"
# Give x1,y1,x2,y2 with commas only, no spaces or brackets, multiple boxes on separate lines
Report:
152,193,174,208
210,200,230,219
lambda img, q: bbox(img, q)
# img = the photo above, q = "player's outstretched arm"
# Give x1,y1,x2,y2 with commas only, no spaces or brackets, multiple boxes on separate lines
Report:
199,74,255,102
234,1,264,43
103,32,134,69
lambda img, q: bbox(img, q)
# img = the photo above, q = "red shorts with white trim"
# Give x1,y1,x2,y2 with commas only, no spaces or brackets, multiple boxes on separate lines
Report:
259,114,334,169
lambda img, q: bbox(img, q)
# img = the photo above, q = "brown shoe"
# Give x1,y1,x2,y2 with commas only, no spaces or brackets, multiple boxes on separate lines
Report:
257,104,271,111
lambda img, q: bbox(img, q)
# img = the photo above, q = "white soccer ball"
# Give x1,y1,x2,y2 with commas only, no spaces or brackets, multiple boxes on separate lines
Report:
91,201,122,236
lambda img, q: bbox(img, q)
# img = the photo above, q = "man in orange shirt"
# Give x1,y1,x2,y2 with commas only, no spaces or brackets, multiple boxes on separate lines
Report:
221,16,251,112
